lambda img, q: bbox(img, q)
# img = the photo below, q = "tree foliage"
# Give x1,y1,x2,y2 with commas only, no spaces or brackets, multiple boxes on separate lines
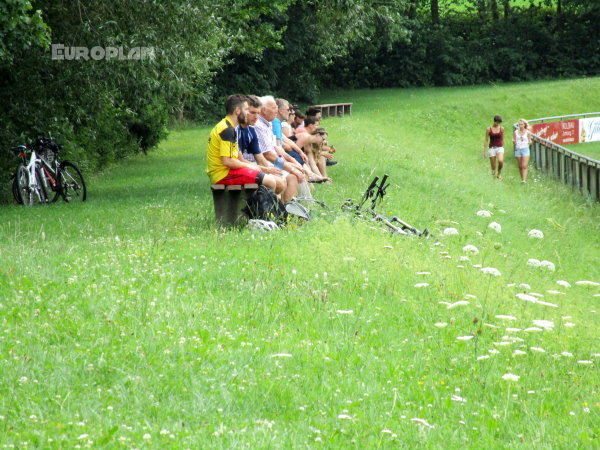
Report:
0,0,598,201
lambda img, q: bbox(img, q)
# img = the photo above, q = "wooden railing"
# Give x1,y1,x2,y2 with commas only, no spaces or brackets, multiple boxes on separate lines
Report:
526,113,600,202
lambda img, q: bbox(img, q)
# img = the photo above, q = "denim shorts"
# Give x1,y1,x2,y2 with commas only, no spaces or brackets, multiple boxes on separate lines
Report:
515,147,530,157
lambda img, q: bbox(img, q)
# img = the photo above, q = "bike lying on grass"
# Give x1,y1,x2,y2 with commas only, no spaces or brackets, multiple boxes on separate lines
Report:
343,174,429,237
12,136,87,206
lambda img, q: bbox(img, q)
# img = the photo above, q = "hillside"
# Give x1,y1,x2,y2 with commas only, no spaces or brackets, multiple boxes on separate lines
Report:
0,78,598,447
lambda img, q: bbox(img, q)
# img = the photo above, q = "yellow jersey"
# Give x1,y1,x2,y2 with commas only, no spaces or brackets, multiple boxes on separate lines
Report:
206,118,238,184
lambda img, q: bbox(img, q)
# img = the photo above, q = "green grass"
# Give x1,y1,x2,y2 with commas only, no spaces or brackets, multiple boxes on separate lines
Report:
1,78,599,448
566,141,600,161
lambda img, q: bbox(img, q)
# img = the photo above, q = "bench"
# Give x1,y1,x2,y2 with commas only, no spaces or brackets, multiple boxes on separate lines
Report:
210,184,258,226
311,103,353,118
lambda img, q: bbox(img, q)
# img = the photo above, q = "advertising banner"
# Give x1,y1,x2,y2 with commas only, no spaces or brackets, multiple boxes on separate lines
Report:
531,120,580,145
579,118,600,143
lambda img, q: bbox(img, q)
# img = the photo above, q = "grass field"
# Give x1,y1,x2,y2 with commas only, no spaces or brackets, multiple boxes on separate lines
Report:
566,141,600,161
1,78,598,448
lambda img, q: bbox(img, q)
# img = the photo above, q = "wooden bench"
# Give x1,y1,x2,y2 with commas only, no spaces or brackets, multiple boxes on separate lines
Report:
210,184,258,226
311,103,353,118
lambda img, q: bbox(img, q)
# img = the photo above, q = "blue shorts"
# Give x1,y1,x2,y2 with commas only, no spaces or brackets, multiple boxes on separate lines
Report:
515,147,530,157
287,150,305,165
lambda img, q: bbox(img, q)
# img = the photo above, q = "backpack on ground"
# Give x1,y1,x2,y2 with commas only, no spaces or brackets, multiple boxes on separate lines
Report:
243,186,288,224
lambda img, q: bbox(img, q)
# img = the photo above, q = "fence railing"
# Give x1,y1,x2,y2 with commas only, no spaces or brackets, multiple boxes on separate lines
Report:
525,113,600,202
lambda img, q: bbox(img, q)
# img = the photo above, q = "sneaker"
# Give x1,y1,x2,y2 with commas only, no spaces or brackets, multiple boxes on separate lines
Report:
326,160,338,166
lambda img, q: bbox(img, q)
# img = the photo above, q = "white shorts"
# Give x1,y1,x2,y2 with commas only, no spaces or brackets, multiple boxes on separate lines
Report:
487,146,504,157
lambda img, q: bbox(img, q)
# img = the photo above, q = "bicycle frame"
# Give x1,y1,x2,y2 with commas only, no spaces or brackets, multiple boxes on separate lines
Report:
37,151,59,193
22,150,46,204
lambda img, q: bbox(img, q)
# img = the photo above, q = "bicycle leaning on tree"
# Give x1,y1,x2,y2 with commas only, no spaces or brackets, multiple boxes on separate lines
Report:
12,135,87,206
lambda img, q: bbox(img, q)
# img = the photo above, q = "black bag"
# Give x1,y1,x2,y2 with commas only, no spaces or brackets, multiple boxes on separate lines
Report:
243,186,288,223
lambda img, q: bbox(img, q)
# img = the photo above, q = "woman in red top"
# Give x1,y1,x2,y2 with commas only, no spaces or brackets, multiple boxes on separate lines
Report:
483,115,505,180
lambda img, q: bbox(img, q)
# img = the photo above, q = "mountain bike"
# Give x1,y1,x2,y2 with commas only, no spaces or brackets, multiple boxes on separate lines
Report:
12,136,87,205
343,174,429,237
33,136,87,203
12,145,48,206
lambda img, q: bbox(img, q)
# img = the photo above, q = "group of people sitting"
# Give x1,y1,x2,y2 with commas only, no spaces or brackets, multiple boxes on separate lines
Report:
206,94,337,203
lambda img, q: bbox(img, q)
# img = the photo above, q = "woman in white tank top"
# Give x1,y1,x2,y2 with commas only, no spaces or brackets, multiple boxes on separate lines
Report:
512,118,532,183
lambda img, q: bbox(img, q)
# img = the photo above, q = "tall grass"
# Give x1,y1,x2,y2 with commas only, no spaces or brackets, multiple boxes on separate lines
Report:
0,78,598,447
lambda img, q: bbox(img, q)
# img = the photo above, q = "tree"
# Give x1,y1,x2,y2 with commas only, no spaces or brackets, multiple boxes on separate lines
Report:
431,0,439,24
0,0,49,65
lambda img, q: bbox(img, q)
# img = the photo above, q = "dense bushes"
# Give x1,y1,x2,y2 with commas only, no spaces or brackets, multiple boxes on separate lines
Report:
319,5,599,90
1,1,598,203
210,3,598,111
0,0,292,202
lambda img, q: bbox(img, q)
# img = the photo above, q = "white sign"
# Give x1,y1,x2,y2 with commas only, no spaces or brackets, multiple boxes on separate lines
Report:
579,118,600,143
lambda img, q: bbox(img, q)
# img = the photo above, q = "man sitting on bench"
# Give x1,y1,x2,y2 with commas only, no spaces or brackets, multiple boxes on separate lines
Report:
206,94,279,193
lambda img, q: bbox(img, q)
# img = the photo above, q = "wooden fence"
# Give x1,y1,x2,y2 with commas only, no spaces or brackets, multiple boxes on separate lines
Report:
526,113,600,202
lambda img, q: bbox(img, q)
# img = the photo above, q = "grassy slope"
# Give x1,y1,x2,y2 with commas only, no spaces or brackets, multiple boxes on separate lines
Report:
0,78,598,448
566,141,600,160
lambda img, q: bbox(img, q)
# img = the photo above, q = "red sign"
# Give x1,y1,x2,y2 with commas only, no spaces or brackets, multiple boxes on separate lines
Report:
531,120,580,145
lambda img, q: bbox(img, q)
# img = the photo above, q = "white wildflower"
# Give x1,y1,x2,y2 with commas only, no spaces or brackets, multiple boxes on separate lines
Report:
516,293,538,303
476,210,492,217
434,322,448,328
481,267,501,276
527,258,542,267
451,395,467,403
488,222,502,233
495,315,517,320
528,229,544,239
443,227,459,236
561,352,573,357
556,280,571,288
477,355,490,360
564,322,576,327
530,347,546,353
575,280,600,287
540,260,555,272
271,353,292,358
524,327,543,332
337,414,352,420
577,360,593,365
414,283,429,288
506,328,521,332
446,301,469,309
518,283,531,290
462,245,479,255
513,350,527,356
502,373,520,382
411,418,435,428
336,310,353,315
532,320,554,330
456,335,474,341
546,290,565,295
143,434,151,440
538,300,559,307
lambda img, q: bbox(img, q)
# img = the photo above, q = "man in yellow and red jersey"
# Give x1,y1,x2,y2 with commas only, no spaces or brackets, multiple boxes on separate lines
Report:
206,94,279,191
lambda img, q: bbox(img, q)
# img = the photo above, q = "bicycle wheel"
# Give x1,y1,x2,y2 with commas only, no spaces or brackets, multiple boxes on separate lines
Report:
12,173,23,204
58,161,87,202
14,164,29,205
